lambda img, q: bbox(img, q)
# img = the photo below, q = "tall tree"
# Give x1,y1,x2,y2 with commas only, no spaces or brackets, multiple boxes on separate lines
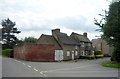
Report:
1,18,21,49
94,1,120,62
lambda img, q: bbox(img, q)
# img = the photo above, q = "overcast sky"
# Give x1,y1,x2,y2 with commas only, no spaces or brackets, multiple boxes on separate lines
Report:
0,0,111,40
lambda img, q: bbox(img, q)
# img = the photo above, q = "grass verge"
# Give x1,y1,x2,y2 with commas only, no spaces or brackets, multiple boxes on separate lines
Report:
101,61,120,68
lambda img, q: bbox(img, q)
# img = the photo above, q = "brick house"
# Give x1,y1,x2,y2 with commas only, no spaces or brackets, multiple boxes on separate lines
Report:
92,38,114,56
14,28,93,61
37,29,93,61
37,29,80,61
70,32,94,56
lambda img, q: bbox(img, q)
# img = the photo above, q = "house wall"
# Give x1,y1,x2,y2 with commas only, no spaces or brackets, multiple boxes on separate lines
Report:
37,35,48,44
94,39,113,56
62,45,79,60
14,44,55,61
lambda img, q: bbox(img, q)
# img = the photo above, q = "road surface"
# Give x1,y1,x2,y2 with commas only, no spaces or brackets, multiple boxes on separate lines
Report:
2,57,119,77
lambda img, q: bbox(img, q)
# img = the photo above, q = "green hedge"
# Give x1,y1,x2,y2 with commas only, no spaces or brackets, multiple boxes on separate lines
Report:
95,54,104,58
94,51,102,55
80,55,95,60
2,49,13,58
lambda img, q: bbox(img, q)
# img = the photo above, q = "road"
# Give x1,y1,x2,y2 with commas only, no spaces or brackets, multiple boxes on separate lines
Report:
0,56,2,78
2,57,119,77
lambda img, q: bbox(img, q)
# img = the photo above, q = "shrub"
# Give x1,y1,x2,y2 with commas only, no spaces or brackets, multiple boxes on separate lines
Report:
80,55,95,60
85,55,95,60
111,47,120,63
95,54,104,58
94,51,102,55
2,49,13,58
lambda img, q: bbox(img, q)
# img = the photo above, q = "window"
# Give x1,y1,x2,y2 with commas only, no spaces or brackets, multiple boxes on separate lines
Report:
67,51,70,56
75,51,78,56
81,42,84,47
88,43,91,46
81,51,85,55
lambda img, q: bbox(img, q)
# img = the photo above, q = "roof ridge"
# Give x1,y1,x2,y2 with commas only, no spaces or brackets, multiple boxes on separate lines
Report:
72,32,82,36
42,34,52,37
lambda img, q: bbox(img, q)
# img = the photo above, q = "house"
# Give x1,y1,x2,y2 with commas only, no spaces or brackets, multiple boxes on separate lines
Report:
37,29,80,61
70,32,94,56
92,38,114,56
37,34,63,61
14,28,93,61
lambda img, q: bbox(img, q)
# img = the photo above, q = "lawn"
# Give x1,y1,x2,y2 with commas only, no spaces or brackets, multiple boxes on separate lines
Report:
101,61,120,68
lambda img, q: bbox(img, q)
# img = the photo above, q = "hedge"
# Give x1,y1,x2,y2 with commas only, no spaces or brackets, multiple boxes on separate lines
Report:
94,51,102,55
2,49,13,58
80,55,95,60
95,54,104,58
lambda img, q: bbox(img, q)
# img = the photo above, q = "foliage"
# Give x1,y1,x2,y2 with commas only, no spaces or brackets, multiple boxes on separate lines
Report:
80,55,95,60
15,37,38,46
94,2,120,62
95,55,104,58
2,49,13,58
111,47,120,62
1,18,21,49
94,51,102,55
24,37,38,43
101,61,120,68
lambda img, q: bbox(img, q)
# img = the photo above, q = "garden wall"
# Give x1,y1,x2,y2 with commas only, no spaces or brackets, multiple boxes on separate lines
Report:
14,44,55,61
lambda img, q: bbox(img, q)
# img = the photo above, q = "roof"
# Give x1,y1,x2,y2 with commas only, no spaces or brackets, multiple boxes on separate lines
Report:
71,32,91,43
92,39,99,46
37,34,62,50
56,32,79,45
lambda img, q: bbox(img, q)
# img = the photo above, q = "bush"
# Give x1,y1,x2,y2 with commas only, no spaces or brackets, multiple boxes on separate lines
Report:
85,55,95,60
111,47,120,63
2,49,13,58
80,55,95,60
94,51,102,55
95,55,104,58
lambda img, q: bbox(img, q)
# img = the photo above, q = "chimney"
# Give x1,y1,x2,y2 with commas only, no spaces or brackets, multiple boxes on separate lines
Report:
52,28,60,33
52,29,60,39
83,32,87,37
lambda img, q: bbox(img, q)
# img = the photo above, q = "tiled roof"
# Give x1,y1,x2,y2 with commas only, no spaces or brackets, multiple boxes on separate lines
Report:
56,32,79,45
71,32,91,43
38,34,62,50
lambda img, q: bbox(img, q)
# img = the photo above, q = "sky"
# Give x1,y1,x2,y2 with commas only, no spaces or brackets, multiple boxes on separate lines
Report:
0,0,111,40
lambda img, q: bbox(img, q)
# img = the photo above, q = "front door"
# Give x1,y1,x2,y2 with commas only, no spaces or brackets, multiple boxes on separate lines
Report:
72,51,74,60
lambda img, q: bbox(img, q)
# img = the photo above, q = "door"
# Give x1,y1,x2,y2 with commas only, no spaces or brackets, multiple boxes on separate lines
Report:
55,50,63,61
72,51,74,60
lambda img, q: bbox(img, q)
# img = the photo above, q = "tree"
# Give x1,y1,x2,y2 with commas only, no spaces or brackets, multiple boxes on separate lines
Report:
1,18,21,49
24,37,38,43
94,2,120,62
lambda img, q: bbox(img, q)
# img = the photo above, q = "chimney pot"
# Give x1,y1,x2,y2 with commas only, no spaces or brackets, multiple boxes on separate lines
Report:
83,32,87,37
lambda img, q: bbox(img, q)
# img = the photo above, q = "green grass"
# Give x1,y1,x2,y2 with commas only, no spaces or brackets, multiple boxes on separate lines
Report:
101,61,120,68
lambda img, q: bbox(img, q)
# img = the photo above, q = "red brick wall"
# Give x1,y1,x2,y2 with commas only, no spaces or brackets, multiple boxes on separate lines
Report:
14,44,55,62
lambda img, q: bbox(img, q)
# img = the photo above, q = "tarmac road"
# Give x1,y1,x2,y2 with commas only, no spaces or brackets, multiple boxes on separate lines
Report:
2,57,119,77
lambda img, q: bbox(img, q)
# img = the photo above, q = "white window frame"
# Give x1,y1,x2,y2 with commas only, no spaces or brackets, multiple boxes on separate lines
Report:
81,42,84,47
67,51,70,56
75,51,78,56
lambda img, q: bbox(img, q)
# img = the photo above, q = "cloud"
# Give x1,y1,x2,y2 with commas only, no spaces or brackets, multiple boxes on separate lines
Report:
0,0,110,40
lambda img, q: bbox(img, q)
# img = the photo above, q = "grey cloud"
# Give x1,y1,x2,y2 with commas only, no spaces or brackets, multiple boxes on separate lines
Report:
54,16,96,33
